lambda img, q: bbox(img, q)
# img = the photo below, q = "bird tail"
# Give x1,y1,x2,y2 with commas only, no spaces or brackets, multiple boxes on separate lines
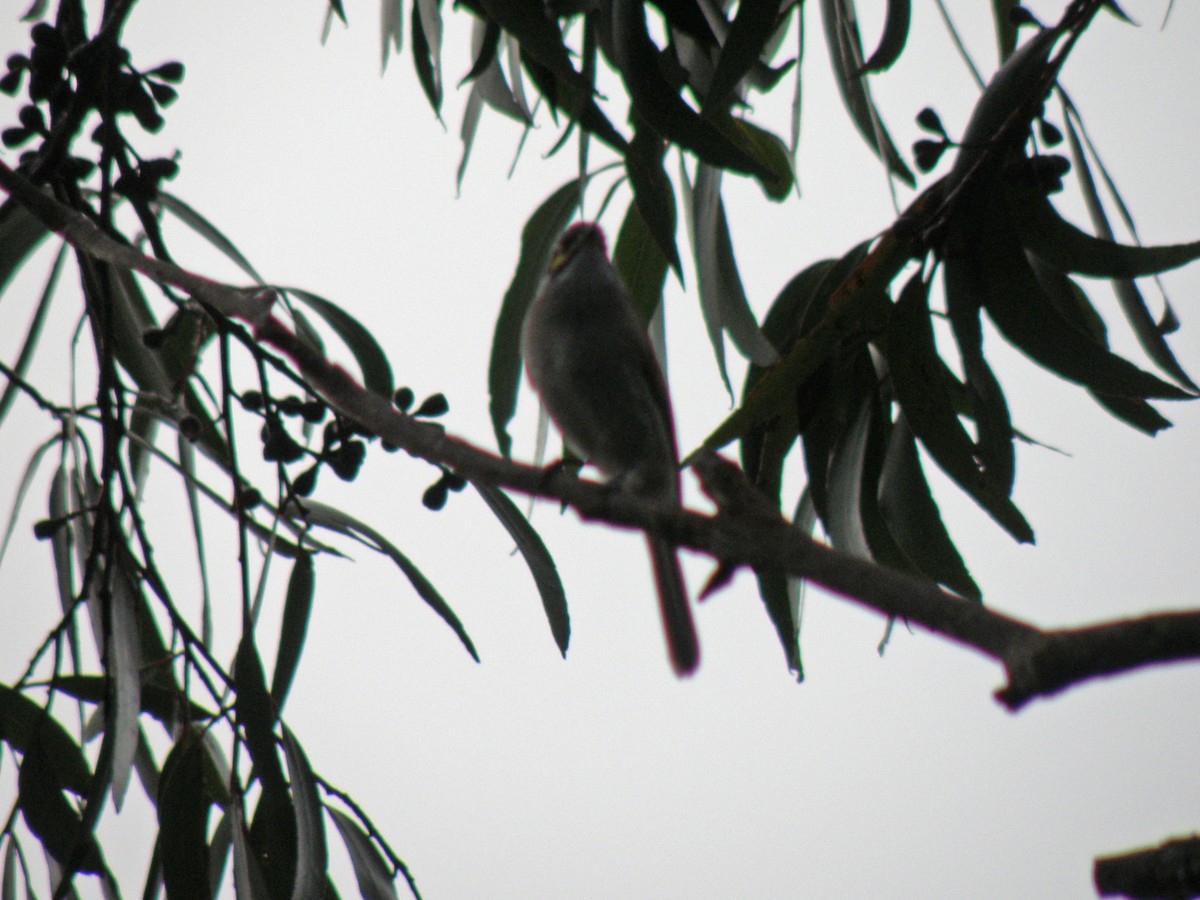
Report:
647,535,700,676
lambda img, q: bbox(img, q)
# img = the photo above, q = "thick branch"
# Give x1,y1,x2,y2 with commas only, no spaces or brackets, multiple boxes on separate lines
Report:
1095,835,1200,899
2,160,1198,709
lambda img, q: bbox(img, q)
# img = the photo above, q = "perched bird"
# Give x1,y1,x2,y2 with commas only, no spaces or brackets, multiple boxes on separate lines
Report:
522,221,700,676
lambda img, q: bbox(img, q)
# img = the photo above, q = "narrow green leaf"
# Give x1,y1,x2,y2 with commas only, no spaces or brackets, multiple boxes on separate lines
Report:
328,808,399,900
818,0,914,185
230,803,272,900
457,84,485,190
208,811,234,896
692,230,903,460
107,557,143,812
177,433,214,646
234,634,286,794
381,0,403,73
2,837,16,900
460,15,501,86
158,729,211,900
610,0,769,178
691,164,779,368
859,0,910,72
712,118,794,201
790,10,805,157
0,242,66,429
411,0,443,115
48,466,82,675
156,192,265,283
823,391,873,559
613,197,670,325
990,0,1020,62
281,726,327,900
271,553,315,714
473,47,532,124
299,500,479,661
879,415,980,599
0,686,91,795
0,435,58,568
473,483,569,656
18,724,103,874
283,287,395,400
892,272,1033,543
948,24,1060,188
704,0,785,113
0,194,50,299
47,675,214,725
624,118,682,278
979,208,1190,399
1011,180,1200,281
1061,109,1195,390
679,162,730,398
489,177,594,456
740,257,840,484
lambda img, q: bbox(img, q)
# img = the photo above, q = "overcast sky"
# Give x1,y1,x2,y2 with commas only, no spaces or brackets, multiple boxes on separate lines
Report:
1,1,1198,898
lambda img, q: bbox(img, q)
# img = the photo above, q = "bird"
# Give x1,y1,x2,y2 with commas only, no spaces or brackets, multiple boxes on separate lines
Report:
522,221,700,676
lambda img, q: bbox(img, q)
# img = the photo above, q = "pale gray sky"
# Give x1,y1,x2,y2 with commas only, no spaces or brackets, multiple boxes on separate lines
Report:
0,1,1198,897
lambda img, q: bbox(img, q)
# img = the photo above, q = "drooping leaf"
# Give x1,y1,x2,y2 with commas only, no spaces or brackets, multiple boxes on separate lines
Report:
0,242,65,429
704,0,785,113
298,500,479,661
230,803,272,900
859,0,910,73
823,396,874,558
1061,109,1195,390
381,0,402,72
712,118,794,202
692,165,779,369
947,23,1061,188
0,193,50,299
156,192,265,283
613,197,671,325
281,726,328,900
890,272,1033,543
234,634,286,795
158,729,211,900
43,675,214,725
457,83,486,189
678,162,729,397
624,117,682,278
473,483,569,656
460,15,501,85
818,0,914,185
411,0,444,115
610,0,768,178
878,415,980,599
328,809,400,900
0,686,90,794
977,204,1190,400
941,213,1018,496
646,0,719,47
990,0,1020,62
740,258,837,491
0,435,58,568
18,723,103,874
270,552,315,716
489,177,596,456
107,556,143,812
1010,180,1200,281
283,287,395,400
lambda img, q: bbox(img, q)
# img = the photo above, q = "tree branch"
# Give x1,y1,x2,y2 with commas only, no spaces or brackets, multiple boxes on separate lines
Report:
1095,834,1200,899
2,159,1198,710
